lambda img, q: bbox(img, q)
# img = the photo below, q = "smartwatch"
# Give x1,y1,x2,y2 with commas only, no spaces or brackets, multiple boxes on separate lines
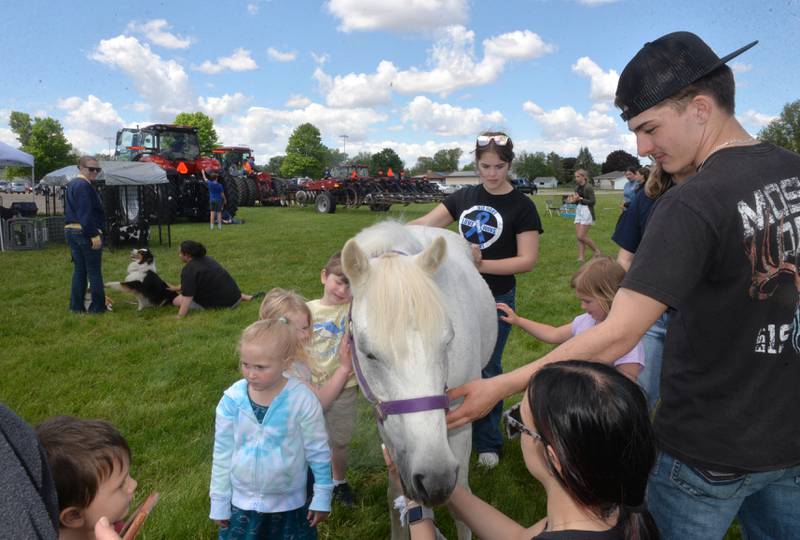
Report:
407,504,434,525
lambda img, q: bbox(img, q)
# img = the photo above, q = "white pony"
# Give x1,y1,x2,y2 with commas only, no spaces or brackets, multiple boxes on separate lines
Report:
342,221,497,539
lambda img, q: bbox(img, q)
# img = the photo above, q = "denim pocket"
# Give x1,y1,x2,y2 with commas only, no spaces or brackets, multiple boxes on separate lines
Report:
669,459,748,499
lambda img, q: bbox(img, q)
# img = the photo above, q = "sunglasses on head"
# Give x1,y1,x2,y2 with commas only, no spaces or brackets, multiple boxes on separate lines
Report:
85,166,102,173
477,134,509,147
503,403,543,442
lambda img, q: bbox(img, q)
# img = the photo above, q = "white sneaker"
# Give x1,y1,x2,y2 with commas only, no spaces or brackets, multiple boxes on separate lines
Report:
477,452,499,468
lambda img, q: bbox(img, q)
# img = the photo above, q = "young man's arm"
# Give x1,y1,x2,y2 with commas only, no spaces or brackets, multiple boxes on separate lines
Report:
447,287,666,429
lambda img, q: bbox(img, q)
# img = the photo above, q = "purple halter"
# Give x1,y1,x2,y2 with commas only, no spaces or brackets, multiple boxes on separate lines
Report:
347,250,450,423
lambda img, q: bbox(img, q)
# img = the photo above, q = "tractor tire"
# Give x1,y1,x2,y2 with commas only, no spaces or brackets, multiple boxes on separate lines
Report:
295,190,309,206
233,177,248,206
315,192,336,214
246,177,258,206
221,175,239,217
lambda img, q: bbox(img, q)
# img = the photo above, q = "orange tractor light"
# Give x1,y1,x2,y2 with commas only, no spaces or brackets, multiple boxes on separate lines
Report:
127,146,146,151
177,162,189,174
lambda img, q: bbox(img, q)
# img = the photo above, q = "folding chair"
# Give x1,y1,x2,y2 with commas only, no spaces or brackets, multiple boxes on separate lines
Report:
545,199,562,217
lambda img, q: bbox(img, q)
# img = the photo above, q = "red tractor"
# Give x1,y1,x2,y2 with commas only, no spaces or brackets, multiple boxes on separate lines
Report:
212,146,296,207
115,124,240,221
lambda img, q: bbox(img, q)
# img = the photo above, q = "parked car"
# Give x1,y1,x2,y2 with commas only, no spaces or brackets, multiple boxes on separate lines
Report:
9,181,32,194
511,178,537,195
0,181,9,192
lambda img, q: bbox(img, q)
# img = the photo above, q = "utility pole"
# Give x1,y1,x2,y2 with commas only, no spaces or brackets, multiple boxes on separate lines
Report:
340,134,348,156
104,136,114,159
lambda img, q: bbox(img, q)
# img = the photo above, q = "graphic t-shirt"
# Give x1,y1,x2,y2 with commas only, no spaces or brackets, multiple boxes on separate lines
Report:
180,256,241,308
623,142,800,473
443,185,542,295
208,180,224,202
307,299,356,388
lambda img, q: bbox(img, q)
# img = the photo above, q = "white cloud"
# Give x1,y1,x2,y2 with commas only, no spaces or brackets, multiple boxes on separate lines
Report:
197,92,249,118
327,0,468,32
572,57,619,102
216,102,388,159
314,60,397,108
126,102,149,113
267,47,297,62
731,62,753,74
247,3,259,14
193,48,258,74
315,25,556,104
404,96,504,136
739,109,776,129
311,51,330,65
126,19,192,49
285,95,312,108
0,127,18,146
91,35,192,118
57,95,124,154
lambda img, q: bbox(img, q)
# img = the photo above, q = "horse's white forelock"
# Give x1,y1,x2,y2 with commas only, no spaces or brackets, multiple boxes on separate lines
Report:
354,221,447,358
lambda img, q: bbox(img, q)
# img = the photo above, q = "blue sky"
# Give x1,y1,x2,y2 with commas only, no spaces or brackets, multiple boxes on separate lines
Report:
2,0,798,167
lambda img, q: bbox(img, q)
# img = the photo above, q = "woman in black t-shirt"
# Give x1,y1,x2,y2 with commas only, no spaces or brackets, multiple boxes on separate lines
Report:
170,240,258,319
409,131,542,468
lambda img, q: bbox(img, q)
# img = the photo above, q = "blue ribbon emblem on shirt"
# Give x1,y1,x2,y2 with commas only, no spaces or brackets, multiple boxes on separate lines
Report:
463,211,496,244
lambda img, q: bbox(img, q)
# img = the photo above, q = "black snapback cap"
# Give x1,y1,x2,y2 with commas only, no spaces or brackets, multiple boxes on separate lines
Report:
616,31,757,121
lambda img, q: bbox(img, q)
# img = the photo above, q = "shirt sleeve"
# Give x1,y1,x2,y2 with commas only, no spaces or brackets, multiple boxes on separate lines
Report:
209,395,237,520
298,391,333,512
441,189,464,221
514,195,544,234
74,182,100,238
612,340,645,367
621,193,716,310
180,264,197,298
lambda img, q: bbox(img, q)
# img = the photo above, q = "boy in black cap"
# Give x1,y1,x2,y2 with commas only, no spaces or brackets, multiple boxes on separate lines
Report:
445,31,800,539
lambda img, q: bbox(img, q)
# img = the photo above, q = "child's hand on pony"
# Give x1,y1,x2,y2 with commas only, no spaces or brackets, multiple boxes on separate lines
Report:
338,332,354,375
496,302,519,326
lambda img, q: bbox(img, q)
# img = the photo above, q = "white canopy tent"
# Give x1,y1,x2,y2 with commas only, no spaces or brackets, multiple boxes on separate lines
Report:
41,160,168,187
0,141,35,252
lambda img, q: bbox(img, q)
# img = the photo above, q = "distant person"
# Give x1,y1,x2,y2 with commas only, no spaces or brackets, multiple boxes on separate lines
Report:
409,130,542,469
202,169,226,230
210,319,332,539
64,156,107,314
36,416,138,540
568,169,599,261
621,165,639,209
170,240,262,319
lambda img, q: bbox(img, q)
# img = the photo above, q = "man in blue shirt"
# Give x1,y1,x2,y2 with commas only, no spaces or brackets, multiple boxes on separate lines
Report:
64,156,107,313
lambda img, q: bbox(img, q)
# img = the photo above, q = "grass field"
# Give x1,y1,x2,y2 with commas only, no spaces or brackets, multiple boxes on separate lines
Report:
1,193,740,539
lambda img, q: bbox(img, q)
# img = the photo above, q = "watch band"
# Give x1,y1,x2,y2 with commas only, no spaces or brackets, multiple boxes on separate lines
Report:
407,504,434,524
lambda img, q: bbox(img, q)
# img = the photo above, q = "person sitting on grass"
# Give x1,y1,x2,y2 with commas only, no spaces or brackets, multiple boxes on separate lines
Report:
36,416,138,540
498,256,644,383
210,319,332,539
385,361,658,539
170,240,263,319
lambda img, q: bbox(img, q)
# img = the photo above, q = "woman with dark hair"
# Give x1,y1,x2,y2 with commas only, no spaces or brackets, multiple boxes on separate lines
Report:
388,360,658,539
408,131,542,469
171,240,260,319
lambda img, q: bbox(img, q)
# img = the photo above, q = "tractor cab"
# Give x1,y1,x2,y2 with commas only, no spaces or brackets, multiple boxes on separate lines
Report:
115,125,202,164
330,163,370,180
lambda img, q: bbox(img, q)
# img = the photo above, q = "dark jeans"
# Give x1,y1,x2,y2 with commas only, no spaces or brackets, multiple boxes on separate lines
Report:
66,229,105,313
472,287,515,455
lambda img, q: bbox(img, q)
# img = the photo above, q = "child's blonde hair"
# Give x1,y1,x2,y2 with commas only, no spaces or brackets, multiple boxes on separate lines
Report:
570,256,626,315
259,287,312,323
238,318,309,369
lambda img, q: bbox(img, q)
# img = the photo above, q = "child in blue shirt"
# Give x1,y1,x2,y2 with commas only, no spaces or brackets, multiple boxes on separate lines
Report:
202,169,226,230
210,319,333,539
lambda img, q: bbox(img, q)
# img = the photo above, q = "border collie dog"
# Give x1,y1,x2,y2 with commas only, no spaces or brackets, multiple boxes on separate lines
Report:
106,248,177,310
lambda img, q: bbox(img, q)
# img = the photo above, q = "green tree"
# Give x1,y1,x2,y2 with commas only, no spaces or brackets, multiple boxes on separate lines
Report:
280,123,327,178
410,156,435,176
547,152,565,184
266,156,285,175
9,111,32,146
14,117,75,180
369,148,404,176
324,148,349,169
602,149,640,173
173,112,219,155
562,157,578,183
759,99,800,153
431,148,462,172
461,162,475,171
351,151,373,166
575,147,599,180
513,151,553,180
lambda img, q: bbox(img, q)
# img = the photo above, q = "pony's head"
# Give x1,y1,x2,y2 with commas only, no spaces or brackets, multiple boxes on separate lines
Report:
342,235,459,505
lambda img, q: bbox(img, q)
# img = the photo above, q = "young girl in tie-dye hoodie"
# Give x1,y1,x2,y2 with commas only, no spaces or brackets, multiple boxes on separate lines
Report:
209,318,333,539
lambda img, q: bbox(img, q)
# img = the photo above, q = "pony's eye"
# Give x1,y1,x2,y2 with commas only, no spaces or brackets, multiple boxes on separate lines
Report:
366,352,377,360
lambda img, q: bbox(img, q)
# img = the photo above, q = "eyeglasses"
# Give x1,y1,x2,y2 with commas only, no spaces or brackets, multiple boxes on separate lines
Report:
477,134,509,147
84,167,102,173
503,403,543,442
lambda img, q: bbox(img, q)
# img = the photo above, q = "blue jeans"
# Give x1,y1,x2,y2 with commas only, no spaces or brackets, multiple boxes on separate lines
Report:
638,311,670,413
647,451,800,539
473,288,515,455
66,229,105,313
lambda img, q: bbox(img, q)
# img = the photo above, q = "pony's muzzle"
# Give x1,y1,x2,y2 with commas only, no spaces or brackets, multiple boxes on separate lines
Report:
409,464,459,506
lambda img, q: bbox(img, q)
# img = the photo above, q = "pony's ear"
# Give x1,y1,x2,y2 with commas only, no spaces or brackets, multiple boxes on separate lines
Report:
416,236,446,275
342,239,370,289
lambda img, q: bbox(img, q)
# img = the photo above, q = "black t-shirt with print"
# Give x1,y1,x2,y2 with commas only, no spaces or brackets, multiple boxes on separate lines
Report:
180,256,241,308
623,142,800,473
443,185,542,295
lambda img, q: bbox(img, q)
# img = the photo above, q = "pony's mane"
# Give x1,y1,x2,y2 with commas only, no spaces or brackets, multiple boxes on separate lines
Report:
361,251,447,357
